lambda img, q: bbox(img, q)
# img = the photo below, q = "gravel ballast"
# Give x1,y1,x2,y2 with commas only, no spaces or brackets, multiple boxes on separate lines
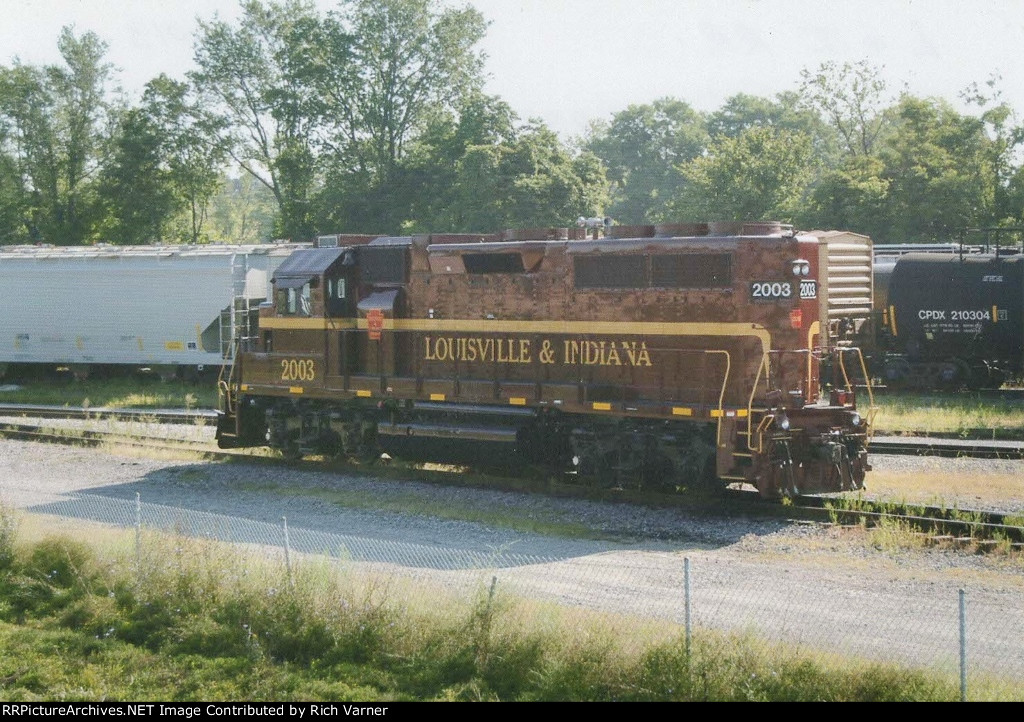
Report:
1,435,1023,685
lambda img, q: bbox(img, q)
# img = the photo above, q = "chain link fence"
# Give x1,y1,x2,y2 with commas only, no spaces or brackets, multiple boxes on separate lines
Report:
14,491,1024,700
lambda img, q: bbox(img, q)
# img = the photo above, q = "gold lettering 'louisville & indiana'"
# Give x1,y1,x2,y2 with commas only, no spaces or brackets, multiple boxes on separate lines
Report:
422,336,652,367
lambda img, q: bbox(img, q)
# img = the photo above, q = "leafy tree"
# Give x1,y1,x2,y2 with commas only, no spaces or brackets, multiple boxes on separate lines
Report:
0,27,116,244
448,122,607,231
207,174,278,243
708,91,839,163
313,0,489,232
802,93,1022,241
99,76,229,244
0,120,28,243
193,0,489,237
876,95,992,241
323,94,607,234
1005,166,1024,225
671,126,815,222
960,74,1024,225
192,0,328,239
585,98,707,223
799,60,889,157
340,0,486,175
805,154,891,238
97,106,177,244
393,92,519,230
139,76,231,243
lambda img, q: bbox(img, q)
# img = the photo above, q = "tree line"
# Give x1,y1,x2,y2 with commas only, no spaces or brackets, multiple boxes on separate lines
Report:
0,0,1021,246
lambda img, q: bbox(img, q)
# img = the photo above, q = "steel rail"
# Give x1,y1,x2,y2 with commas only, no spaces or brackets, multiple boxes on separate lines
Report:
0,403,216,425
870,436,1024,459
2,418,1023,550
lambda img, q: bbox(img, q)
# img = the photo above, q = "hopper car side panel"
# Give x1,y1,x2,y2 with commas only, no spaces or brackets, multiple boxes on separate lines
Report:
0,244,302,373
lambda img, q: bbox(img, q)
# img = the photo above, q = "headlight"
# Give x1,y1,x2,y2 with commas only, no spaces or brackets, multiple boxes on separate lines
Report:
791,259,811,276
850,412,861,426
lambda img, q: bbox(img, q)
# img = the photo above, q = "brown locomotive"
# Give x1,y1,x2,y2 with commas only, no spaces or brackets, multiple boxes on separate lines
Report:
216,221,874,498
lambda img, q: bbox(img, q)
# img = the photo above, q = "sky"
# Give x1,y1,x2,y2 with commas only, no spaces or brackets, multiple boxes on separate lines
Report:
2,0,1024,139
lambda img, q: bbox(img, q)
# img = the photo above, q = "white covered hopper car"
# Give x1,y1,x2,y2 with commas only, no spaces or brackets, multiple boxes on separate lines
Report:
0,243,303,378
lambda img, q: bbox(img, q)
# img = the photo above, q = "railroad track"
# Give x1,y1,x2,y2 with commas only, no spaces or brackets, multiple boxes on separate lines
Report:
3,402,1024,460
0,420,230,459
722,489,1024,548
2,415,1022,553
796,495,1024,548
870,436,1024,459
0,402,215,425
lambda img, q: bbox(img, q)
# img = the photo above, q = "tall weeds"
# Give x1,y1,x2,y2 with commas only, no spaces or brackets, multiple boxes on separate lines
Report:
0,516,974,701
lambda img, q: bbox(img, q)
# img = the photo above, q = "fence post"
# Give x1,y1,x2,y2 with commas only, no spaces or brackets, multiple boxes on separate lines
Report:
684,557,692,661
282,516,293,587
478,575,498,666
134,492,142,578
959,588,967,702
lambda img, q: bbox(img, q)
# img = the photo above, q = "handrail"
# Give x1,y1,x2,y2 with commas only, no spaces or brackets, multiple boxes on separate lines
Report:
745,345,879,454
840,346,878,443
218,337,241,415
751,413,775,455
746,353,771,453
838,347,852,394
216,347,228,410
704,349,731,450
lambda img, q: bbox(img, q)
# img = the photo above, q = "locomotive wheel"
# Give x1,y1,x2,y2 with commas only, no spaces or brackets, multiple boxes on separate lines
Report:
596,450,624,489
281,437,302,461
641,453,678,493
848,449,869,491
953,359,976,391
752,439,798,499
882,356,911,388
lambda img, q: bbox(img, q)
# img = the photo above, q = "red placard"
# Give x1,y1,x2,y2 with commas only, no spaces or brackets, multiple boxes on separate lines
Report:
366,309,384,340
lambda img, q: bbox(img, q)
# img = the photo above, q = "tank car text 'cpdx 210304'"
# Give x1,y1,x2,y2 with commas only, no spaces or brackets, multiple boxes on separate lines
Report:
869,230,1024,390
215,221,876,499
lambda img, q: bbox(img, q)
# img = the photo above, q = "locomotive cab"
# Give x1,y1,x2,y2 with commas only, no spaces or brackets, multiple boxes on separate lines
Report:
218,244,364,450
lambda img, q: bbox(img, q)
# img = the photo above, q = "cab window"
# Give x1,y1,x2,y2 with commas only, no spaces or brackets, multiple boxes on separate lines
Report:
276,284,312,316
325,276,349,317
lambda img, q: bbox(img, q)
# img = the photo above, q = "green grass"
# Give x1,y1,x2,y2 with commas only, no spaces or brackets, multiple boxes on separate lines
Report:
0,510,995,701
873,392,1024,436
0,378,218,411
823,494,1024,555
